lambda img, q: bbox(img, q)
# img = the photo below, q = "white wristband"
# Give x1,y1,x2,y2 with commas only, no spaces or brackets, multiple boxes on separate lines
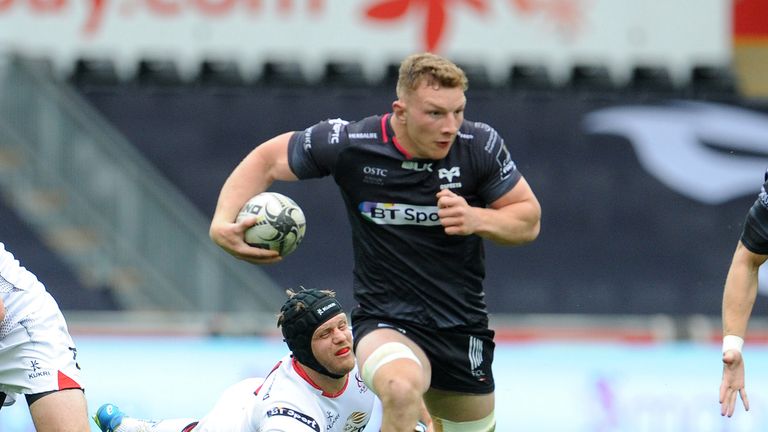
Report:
723,335,744,353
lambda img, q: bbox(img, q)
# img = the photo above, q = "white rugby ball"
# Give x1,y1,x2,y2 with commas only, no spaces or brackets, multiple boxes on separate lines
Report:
237,192,306,257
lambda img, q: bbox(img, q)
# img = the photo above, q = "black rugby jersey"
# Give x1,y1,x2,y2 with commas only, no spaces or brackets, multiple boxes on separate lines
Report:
287,114,522,328
741,169,768,255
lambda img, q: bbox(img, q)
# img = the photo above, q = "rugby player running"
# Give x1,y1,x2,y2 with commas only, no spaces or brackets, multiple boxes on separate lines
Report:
210,53,542,431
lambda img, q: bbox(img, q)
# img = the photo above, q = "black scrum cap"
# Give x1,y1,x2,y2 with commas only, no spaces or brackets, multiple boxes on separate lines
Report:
280,289,345,378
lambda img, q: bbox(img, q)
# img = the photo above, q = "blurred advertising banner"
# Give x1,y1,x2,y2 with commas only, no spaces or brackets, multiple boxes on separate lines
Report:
1,336,765,432
733,0,768,97
0,0,729,81
77,86,768,316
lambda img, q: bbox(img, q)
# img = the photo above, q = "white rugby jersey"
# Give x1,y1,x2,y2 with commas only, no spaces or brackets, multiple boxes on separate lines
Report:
0,242,84,404
0,242,49,335
194,354,376,432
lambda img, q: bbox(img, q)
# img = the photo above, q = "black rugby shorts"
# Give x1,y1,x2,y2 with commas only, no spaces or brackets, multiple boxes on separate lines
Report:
351,309,495,394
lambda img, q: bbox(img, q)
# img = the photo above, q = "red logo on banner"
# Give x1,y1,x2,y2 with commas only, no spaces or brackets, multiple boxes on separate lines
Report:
508,0,587,38
364,0,585,52
365,0,488,52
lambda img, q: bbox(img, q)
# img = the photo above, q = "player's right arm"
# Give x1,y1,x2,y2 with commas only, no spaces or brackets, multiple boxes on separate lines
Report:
0,296,5,322
720,188,768,417
209,132,298,265
720,241,765,417
722,242,765,349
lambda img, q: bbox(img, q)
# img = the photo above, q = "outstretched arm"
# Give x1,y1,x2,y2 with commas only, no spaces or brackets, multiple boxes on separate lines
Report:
720,241,767,417
436,176,541,245
209,132,298,264
0,296,5,322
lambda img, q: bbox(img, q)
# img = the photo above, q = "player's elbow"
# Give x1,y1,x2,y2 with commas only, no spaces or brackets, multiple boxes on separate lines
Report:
517,203,542,244
500,212,541,246
521,219,541,244
511,219,540,245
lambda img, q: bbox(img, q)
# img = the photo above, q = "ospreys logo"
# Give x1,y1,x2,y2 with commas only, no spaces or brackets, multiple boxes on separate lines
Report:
438,167,460,182
583,101,768,205
438,166,462,189
584,102,768,298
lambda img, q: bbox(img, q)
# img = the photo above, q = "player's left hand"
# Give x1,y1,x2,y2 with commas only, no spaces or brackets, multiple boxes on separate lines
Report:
720,350,749,417
210,215,282,265
436,189,477,236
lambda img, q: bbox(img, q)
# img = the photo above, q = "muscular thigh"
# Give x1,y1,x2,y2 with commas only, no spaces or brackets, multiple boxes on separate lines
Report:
29,388,89,432
354,327,432,391
424,387,494,422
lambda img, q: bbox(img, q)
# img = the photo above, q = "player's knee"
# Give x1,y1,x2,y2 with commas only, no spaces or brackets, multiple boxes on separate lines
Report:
361,341,423,397
376,372,423,410
433,411,496,432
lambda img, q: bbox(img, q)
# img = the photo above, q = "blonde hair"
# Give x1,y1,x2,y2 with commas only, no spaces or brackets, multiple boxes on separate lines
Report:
396,53,468,98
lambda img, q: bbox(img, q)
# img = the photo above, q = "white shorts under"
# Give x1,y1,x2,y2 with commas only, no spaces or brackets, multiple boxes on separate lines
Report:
0,288,84,406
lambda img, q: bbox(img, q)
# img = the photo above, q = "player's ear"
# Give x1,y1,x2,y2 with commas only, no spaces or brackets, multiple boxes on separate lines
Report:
392,99,407,123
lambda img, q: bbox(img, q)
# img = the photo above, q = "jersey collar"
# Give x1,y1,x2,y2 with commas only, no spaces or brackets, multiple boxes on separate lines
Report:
292,357,349,398
381,113,413,159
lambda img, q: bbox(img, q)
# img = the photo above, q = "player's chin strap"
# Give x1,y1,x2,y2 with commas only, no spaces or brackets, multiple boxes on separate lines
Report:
432,412,496,432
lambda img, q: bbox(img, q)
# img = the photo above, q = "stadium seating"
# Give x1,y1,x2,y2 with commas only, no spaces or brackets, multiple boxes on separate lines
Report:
507,63,556,95
196,59,246,87
626,64,677,97
568,63,615,93
135,58,185,87
687,64,739,100
70,57,121,87
322,61,369,87
378,62,400,87
0,199,119,310
455,62,494,90
256,60,309,87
